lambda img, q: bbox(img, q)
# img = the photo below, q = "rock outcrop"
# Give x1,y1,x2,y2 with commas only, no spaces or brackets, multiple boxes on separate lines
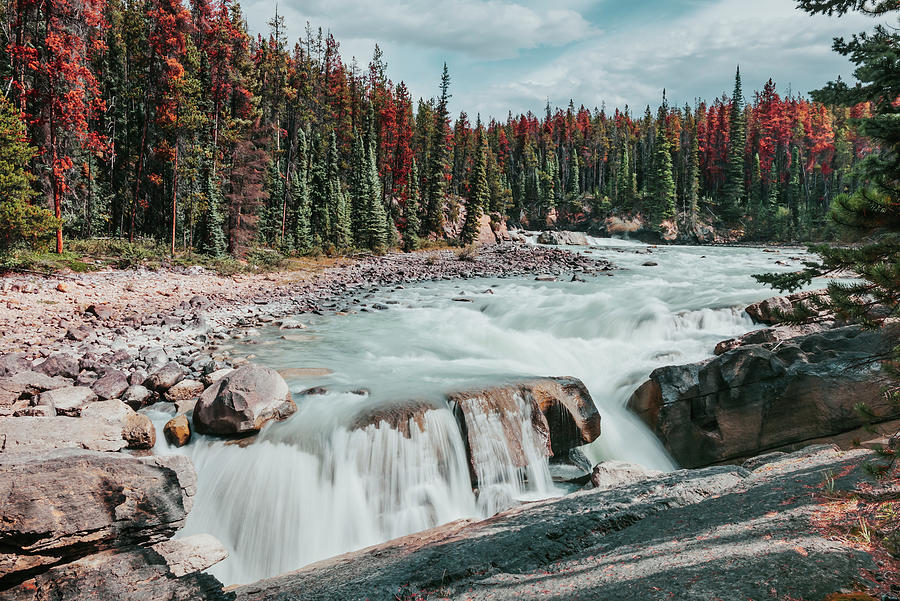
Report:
448,377,602,484
628,323,900,467
744,289,828,325
233,445,890,601
0,450,229,600
193,364,296,436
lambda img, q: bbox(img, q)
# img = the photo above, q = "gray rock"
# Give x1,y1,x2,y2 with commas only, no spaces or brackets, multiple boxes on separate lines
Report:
628,323,900,467
91,370,129,401
36,353,80,379
122,384,153,410
151,534,227,578
0,416,127,453
0,353,28,377
38,386,98,416
165,379,204,402
588,460,663,491
193,364,296,436
146,362,186,392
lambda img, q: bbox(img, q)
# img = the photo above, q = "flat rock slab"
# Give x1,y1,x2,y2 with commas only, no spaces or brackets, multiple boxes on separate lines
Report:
234,445,885,601
0,450,196,586
0,416,127,453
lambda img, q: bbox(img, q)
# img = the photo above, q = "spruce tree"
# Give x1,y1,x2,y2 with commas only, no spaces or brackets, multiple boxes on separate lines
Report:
461,127,489,245
325,131,342,245
424,63,451,237
402,159,421,251
722,67,747,224
198,162,227,257
349,131,368,246
365,137,389,251
647,102,676,226
567,150,580,200
308,134,329,246
687,127,701,230
291,171,312,252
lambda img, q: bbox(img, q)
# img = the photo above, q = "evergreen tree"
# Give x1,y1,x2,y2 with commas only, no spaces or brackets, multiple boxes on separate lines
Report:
647,102,676,226
197,161,227,257
308,134,329,246
349,131,368,246
461,127,489,245
325,131,342,245
402,159,421,251
722,66,747,223
424,63,451,237
291,170,312,252
365,135,388,251
567,151,580,200
687,127,701,229
0,95,57,248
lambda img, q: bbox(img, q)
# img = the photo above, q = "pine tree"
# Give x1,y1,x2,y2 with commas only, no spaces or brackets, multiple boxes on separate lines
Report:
349,131,368,246
461,127,489,245
308,134,329,246
424,63,451,237
647,102,676,226
687,127,701,229
325,131,342,245
722,66,747,224
290,170,312,252
0,96,57,248
365,135,388,251
567,150,580,200
402,159,421,251
197,161,227,256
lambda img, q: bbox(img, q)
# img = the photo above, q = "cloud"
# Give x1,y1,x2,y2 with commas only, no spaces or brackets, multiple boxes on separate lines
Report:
454,0,880,117
244,0,593,60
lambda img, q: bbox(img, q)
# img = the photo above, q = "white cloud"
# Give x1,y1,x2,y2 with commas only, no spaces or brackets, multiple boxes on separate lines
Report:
454,0,882,117
244,0,593,60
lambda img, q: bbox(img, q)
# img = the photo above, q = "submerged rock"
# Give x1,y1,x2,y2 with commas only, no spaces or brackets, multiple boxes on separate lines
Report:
628,323,900,467
193,364,296,436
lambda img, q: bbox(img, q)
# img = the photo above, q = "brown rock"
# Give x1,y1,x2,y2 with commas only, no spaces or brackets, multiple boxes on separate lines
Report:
164,414,191,447
744,289,828,325
146,362,186,392
165,379,205,402
55,282,69,293
0,416,128,453
90,370,129,401
123,412,156,449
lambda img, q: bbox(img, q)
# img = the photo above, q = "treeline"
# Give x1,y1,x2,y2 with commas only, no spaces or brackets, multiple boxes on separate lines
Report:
0,0,874,257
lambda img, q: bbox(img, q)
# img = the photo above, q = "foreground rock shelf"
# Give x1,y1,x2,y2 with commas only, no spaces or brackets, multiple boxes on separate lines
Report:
233,444,894,601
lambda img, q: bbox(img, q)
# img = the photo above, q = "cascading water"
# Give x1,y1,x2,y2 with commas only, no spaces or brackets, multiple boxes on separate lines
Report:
147,241,820,585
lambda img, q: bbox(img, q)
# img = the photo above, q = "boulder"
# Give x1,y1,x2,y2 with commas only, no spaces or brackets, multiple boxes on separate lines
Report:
151,534,227,578
0,416,128,453
36,353,80,379
202,368,234,386
90,370,129,400
744,289,828,325
123,412,156,449
85,303,114,320
164,414,192,447
165,379,205,402
448,377,602,485
193,364,296,436
122,384,153,409
38,386,98,416
0,371,70,401
146,362,186,392
628,324,900,467
537,230,590,246
0,450,196,582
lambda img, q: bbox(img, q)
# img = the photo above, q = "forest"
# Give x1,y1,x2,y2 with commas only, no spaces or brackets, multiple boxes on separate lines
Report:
0,0,876,259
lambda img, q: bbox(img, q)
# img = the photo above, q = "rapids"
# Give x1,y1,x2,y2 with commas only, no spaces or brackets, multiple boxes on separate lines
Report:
147,240,814,585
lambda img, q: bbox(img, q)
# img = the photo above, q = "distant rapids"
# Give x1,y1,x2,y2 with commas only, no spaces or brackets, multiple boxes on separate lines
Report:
147,240,811,585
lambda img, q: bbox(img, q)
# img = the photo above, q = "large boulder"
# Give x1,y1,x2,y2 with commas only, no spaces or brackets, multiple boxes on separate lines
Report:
193,364,296,436
0,416,128,453
91,370,129,400
627,324,900,467
81,399,156,450
744,289,828,325
36,353,80,379
447,377,602,485
0,450,196,582
537,230,590,246
146,362,186,392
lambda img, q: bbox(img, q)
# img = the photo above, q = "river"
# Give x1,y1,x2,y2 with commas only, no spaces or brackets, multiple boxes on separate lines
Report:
147,240,811,585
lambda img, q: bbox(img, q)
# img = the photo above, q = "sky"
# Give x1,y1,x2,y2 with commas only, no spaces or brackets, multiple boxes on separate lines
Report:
239,0,878,121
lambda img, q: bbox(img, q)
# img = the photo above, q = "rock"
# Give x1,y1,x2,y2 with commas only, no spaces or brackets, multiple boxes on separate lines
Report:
0,416,127,453
537,230,590,245
278,318,307,330
202,368,234,386
0,450,196,581
628,324,900,467
0,353,29,377
0,371,70,400
36,353,80,379
151,534,228,578
642,261,658,267
276,367,332,379
123,412,156,449
164,414,192,447
448,377,602,485
232,446,885,601
55,281,69,292
175,398,198,414
80,399,133,423
588,460,663,490
38,386,98,416
165,379,205,402
3,545,229,601
128,370,148,386
66,326,93,341
193,364,296,436
85,304,114,320
146,361,186,392
745,289,828,325
122,384,153,410
91,370,129,400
